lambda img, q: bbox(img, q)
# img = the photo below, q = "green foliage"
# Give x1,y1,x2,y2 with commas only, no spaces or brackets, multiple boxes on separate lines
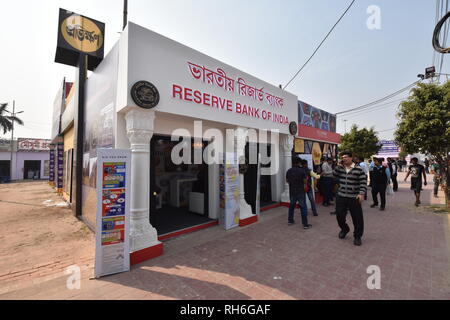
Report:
395,82,450,157
0,103,24,134
339,124,381,159
395,81,450,206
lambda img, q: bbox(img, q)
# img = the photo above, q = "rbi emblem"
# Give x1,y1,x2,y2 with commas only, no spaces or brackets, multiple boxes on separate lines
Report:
289,121,298,136
131,81,160,109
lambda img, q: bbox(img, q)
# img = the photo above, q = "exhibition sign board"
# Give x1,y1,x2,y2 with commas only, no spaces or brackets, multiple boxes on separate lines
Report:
124,22,297,134
94,149,131,278
55,8,105,70
219,153,240,230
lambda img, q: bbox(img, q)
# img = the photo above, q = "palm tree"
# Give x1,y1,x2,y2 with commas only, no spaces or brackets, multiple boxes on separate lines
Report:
0,103,24,134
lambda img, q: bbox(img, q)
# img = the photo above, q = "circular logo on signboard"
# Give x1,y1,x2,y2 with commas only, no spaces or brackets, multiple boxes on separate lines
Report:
289,121,298,136
131,81,160,109
61,15,104,53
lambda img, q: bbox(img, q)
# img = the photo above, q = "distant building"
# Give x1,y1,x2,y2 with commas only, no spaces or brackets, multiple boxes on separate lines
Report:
0,138,51,182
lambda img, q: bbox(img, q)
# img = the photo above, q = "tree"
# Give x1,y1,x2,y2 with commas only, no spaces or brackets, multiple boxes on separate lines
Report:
0,103,24,134
395,82,450,207
339,124,381,159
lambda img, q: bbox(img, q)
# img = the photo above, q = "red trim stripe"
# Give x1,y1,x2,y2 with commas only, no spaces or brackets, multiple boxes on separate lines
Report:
157,220,219,241
260,203,282,212
130,243,164,266
239,215,258,227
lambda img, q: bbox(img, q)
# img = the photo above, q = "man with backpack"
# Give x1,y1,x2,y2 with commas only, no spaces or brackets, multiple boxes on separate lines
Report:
286,157,312,229
370,158,391,211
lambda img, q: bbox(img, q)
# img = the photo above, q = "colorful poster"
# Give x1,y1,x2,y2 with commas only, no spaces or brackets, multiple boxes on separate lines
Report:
101,216,125,246
298,100,337,133
102,162,126,189
312,142,322,165
95,149,131,278
102,189,126,216
294,138,305,153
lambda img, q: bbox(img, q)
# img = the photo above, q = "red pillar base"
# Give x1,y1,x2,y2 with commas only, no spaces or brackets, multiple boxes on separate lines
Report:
239,215,258,227
130,243,164,266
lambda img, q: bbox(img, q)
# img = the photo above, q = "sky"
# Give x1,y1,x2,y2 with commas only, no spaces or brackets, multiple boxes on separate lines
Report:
0,0,447,141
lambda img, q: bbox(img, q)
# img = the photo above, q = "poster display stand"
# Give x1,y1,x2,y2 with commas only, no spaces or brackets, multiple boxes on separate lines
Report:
94,149,131,278
219,153,240,230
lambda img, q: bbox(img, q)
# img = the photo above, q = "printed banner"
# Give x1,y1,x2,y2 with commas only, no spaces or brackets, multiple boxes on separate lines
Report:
49,146,55,185
57,143,64,190
219,153,240,230
95,149,131,278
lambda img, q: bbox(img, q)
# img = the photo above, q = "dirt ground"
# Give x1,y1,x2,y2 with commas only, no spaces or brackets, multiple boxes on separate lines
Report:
0,181,94,295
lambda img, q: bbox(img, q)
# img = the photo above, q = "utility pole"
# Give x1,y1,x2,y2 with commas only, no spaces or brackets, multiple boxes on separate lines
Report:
7,100,24,180
123,0,128,31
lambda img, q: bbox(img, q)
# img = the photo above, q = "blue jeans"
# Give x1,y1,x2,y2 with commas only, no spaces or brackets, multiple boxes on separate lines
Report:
306,189,317,214
288,193,308,226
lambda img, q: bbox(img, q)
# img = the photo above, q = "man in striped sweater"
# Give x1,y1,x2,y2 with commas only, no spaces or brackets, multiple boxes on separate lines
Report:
333,151,368,246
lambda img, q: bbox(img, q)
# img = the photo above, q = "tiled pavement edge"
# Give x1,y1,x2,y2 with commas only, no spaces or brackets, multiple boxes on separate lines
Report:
1,172,449,300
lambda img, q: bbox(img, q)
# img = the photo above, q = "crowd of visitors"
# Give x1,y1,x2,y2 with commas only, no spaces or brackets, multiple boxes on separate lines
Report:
286,152,442,247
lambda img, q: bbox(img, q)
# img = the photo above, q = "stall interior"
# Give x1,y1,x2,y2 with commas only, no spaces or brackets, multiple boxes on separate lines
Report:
23,160,41,180
149,135,213,235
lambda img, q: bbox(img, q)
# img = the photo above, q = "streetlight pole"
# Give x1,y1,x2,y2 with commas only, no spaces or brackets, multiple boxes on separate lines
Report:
123,0,128,31
6,100,24,181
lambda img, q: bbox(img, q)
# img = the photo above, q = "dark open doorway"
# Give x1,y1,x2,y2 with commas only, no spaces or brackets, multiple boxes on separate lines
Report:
23,160,41,180
244,143,274,214
0,160,10,182
149,135,214,236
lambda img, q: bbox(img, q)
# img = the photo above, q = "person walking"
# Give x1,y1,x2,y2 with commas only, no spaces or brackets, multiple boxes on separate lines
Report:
333,151,367,246
301,159,319,216
404,157,427,206
355,156,369,200
370,158,391,211
286,157,312,229
431,161,441,198
321,157,334,207
424,158,430,174
387,158,398,192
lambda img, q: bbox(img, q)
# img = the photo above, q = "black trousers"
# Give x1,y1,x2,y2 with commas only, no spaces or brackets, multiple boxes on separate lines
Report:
336,196,364,238
391,174,398,191
371,183,387,208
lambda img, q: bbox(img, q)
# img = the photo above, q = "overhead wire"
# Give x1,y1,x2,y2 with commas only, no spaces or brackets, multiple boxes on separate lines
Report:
283,0,356,90
339,97,407,119
335,80,419,115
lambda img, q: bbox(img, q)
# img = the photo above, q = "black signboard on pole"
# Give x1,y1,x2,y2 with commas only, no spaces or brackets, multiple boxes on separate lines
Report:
55,8,105,70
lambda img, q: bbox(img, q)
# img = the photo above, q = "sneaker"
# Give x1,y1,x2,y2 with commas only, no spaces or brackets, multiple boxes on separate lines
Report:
354,237,362,246
338,231,348,239
380,207,385,211
370,204,378,208
288,222,295,225
313,213,318,216
303,224,312,229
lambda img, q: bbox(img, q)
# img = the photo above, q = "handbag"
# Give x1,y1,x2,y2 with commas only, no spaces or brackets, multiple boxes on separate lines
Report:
386,183,394,196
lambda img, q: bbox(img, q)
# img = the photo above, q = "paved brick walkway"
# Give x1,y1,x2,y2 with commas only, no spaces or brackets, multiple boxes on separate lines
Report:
1,172,449,299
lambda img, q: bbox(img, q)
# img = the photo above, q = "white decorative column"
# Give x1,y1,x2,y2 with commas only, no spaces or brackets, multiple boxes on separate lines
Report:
280,134,294,203
125,108,162,260
235,127,253,221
